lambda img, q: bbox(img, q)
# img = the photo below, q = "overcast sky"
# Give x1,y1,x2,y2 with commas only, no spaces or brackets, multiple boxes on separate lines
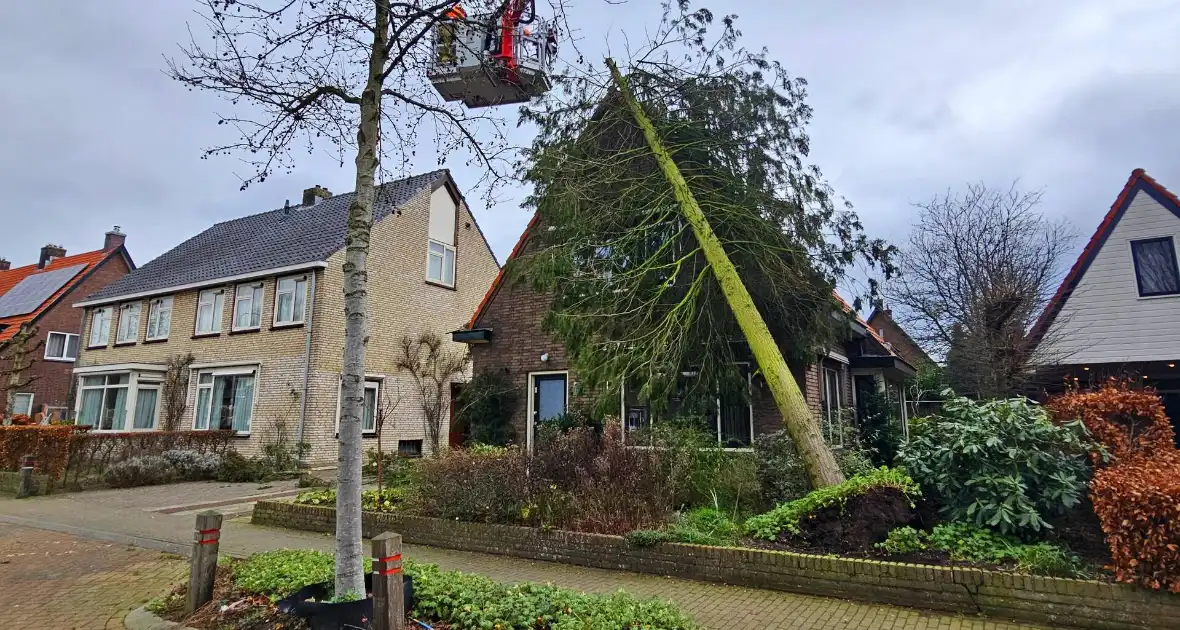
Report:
3,0,1179,298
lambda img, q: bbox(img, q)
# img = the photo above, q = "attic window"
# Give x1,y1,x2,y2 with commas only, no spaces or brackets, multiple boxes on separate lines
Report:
1131,237,1180,297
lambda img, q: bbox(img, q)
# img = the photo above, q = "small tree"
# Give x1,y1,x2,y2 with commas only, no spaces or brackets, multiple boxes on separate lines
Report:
161,352,196,431
373,379,403,497
396,332,469,455
1,324,43,419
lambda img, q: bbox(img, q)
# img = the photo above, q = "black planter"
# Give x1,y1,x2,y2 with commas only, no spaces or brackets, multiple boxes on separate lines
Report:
277,573,415,630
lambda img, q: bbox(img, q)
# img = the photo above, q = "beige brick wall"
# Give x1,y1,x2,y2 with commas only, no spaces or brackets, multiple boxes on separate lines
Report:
75,180,501,465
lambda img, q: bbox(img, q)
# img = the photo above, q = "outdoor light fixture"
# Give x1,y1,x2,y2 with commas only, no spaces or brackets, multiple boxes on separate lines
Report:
1171,363,1176,368
540,352,550,362
1083,366,1090,371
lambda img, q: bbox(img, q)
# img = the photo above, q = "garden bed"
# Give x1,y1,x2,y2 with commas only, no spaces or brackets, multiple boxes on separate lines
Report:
253,500,1180,630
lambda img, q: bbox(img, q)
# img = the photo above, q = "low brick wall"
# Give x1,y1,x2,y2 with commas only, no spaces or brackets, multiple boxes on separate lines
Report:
253,501,1180,630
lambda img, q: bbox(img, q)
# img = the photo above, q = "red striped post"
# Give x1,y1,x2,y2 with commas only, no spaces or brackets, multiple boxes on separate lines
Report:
186,511,223,614
15,454,37,498
371,532,404,630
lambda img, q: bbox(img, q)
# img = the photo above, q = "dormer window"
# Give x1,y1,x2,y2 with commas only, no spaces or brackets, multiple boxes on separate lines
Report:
1131,237,1180,297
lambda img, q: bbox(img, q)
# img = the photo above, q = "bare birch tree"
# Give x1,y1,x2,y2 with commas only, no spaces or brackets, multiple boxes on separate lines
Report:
167,0,545,595
888,183,1077,398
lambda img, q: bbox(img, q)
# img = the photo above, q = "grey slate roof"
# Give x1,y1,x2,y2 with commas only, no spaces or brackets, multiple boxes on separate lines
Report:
83,170,447,303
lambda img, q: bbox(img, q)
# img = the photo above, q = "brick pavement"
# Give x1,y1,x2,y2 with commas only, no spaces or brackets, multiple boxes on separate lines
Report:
0,487,1051,630
0,526,185,630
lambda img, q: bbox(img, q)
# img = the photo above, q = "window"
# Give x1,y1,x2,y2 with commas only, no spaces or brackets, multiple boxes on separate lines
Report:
145,296,173,340
821,367,844,446
44,332,79,361
194,369,256,432
398,439,423,458
621,366,754,448
11,393,33,417
426,240,456,286
273,275,308,325
233,284,264,330
88,307,112,347
116,302,141,344
336,378,380,434
195,289,224,335
1132,237,1180,297
44,406,68,423
77,374,129,430
133,386,159,430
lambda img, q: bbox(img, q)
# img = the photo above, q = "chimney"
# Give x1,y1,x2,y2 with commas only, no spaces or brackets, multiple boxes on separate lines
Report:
0,258,9,271
39,244,66,269
104,226,126,252
302,185,332,206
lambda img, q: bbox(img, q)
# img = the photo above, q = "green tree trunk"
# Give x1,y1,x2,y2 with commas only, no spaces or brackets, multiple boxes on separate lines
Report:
606,59,845,489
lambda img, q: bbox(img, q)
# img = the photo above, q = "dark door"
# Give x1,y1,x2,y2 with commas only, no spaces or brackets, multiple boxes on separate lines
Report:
449,382,466,448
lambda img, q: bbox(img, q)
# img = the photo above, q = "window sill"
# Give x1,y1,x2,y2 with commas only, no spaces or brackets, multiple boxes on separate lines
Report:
334,432,380,439
114,341,136,347
192,332,221,339
1137,292,1180,300
228,327,261,336
143,338,169,345
425,280,457,291
86,344,108,350
44,357,77,363
270,321,305,331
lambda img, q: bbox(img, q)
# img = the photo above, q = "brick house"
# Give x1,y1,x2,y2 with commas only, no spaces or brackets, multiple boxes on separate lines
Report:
452,216,919,450
0,229,134,421
73,171,499,463
866,308,933,368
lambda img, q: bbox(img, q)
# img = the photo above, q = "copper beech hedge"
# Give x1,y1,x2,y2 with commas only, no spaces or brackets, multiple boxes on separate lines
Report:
1050,382,1180,592
0,426,234,489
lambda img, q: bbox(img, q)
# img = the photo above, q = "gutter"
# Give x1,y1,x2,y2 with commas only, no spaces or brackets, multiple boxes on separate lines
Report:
296,270,317,455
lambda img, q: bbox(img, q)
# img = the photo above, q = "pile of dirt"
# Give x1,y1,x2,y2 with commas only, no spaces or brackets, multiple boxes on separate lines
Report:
790,485,914,553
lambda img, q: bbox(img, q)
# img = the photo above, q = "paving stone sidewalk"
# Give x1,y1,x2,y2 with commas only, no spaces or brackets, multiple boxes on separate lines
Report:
0,487,1049,630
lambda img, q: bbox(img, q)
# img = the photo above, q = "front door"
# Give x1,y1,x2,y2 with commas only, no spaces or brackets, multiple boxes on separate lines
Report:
449,382,465,448
531,373,567,447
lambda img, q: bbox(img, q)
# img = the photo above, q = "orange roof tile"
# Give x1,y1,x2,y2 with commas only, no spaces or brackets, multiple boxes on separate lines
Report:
0,249,119,343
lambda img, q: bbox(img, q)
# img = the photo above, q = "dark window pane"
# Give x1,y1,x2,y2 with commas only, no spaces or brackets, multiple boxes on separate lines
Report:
46,334,65,358
398,439,423,457
1132,238,1180,296
66,334,79,359
718,394,750,447
535,375,567,422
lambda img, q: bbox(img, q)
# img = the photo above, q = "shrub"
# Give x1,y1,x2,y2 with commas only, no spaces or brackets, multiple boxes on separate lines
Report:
294,487,403,513
898,394,1092,535
103,455,175,488
161,449,222,479
407,444,534,524
453,371,519,447
234,549,372,600
746,467,920,542
875,526,926,554
627,508,743,548
856,387,904,466
926,522,1086,578
1048,380,1174,461
643,422,761,515
1091,451,1180,591
408,561,697,629
0,425,74,481
753,429,876,506
215,451,271,482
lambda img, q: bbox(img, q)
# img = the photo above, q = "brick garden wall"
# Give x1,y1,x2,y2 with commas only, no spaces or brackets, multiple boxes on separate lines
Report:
253,500,1180,630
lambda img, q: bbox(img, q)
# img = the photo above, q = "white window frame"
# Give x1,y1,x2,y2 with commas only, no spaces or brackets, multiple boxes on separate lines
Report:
272,275,309,326
75,373,131,431
526,370,569,452
11,393,34,417
131,383,162,431
334,375,383,435
426,239,456,287
88,307,113,348
232,283,264,331
821,366,844,447
619,366,755,451
191,365,258,434
145,296,173,341
115,301,141,345
44,331,79,362
194,288,225,335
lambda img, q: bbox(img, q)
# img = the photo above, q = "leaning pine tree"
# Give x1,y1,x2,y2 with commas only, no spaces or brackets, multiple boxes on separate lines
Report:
517,4,896,487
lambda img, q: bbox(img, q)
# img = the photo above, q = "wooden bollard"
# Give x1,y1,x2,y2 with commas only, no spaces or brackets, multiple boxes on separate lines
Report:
15,454,37,498
371,532,404,630
185,511,223,615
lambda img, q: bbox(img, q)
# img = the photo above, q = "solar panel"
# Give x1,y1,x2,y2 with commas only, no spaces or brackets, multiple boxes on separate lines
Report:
0,264,87,318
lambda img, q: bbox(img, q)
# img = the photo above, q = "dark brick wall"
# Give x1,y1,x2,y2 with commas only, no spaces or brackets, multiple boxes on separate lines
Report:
0,251,132,415
867,310,931,368
254,501,1180,630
